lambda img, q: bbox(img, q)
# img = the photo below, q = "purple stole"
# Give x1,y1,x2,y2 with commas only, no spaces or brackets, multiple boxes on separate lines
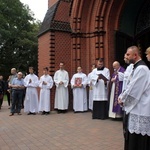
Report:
112,67,125,114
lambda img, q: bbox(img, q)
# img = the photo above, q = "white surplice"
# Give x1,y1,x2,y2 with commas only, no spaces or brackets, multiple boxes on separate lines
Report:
119,65,150,136
54,69,69,110
122,64,133,92
87,72,94,110
91,68,110,101
71,72,88,112
24,74,39,113
39,75,53,112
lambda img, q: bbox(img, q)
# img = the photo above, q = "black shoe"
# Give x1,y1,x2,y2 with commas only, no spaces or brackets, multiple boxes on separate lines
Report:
27,112,32,115
57,110,61,114
17,113,22,115
41,111,45,115
9,113,14,116
45,112,50,115
32,112,36,115
62,110,67,113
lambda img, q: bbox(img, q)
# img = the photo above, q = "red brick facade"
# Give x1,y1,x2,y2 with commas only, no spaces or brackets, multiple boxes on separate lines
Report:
48,0,58,8
38,0,129,110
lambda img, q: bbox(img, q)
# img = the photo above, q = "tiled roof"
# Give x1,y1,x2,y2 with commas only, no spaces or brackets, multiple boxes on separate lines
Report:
50,20,71,32
38,2,58,36
38,1,71,37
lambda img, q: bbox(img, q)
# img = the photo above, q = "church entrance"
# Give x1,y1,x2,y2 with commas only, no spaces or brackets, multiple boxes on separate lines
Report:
135,30,150,68
115,0,150,68
115,29,150,69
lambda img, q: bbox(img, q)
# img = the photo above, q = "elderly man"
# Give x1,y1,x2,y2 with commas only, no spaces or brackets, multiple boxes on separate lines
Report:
8,68,17,108
118,46,150,150
9,68,17,85
108,61,125,119
9,72,25,116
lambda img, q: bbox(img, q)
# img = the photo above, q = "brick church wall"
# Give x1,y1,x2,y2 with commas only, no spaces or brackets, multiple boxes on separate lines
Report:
38,32,51,77
38,0,127,110
48,0,58,8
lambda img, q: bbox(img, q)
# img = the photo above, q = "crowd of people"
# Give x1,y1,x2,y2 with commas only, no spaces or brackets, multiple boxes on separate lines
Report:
0,45,150,150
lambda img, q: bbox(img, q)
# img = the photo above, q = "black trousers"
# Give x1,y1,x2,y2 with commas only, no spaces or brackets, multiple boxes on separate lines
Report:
126,132,150,150
123,111,129,150
6,90,11,106
0,94,4,109
123,112,150,150
92,101,108,119
11,90,24,113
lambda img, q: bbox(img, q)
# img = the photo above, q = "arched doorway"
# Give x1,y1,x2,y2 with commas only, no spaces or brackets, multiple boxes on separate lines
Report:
116,0,150,68
135,29,150,68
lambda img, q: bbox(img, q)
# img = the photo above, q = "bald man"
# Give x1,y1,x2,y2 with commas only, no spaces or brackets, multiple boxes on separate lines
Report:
118,46,150,150
108,61,125,119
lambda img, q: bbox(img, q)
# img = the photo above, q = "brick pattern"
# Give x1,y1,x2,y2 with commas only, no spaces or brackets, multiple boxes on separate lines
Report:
51,31,72,110
48,0,58,8
38,0,127,110
38,32,51,77
50,21,71,32
54,1,71,22
106,0,126,69
0,101,124,150
54,32,71,73
70,0,108,74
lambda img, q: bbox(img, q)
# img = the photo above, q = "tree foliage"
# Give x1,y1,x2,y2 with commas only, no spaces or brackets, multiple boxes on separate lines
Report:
0,0,41,79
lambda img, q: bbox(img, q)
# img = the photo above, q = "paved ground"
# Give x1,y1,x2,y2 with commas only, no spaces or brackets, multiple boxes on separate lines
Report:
0,101,124,150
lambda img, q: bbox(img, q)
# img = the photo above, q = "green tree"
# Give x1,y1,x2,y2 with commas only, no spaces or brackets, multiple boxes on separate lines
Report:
0,0,40,79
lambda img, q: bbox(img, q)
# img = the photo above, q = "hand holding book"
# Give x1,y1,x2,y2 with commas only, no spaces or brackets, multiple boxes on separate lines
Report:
74,77,82,87
98,74,108,82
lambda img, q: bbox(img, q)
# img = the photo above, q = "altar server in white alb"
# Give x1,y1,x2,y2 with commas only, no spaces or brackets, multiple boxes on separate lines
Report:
54,62,69,113
87,64,96,110
91,58,110,119
39,67,53,115
118,46,150,150
24,67,39,115
71,66,88,112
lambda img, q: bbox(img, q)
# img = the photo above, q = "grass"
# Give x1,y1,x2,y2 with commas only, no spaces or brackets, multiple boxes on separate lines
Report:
3,94,7,101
